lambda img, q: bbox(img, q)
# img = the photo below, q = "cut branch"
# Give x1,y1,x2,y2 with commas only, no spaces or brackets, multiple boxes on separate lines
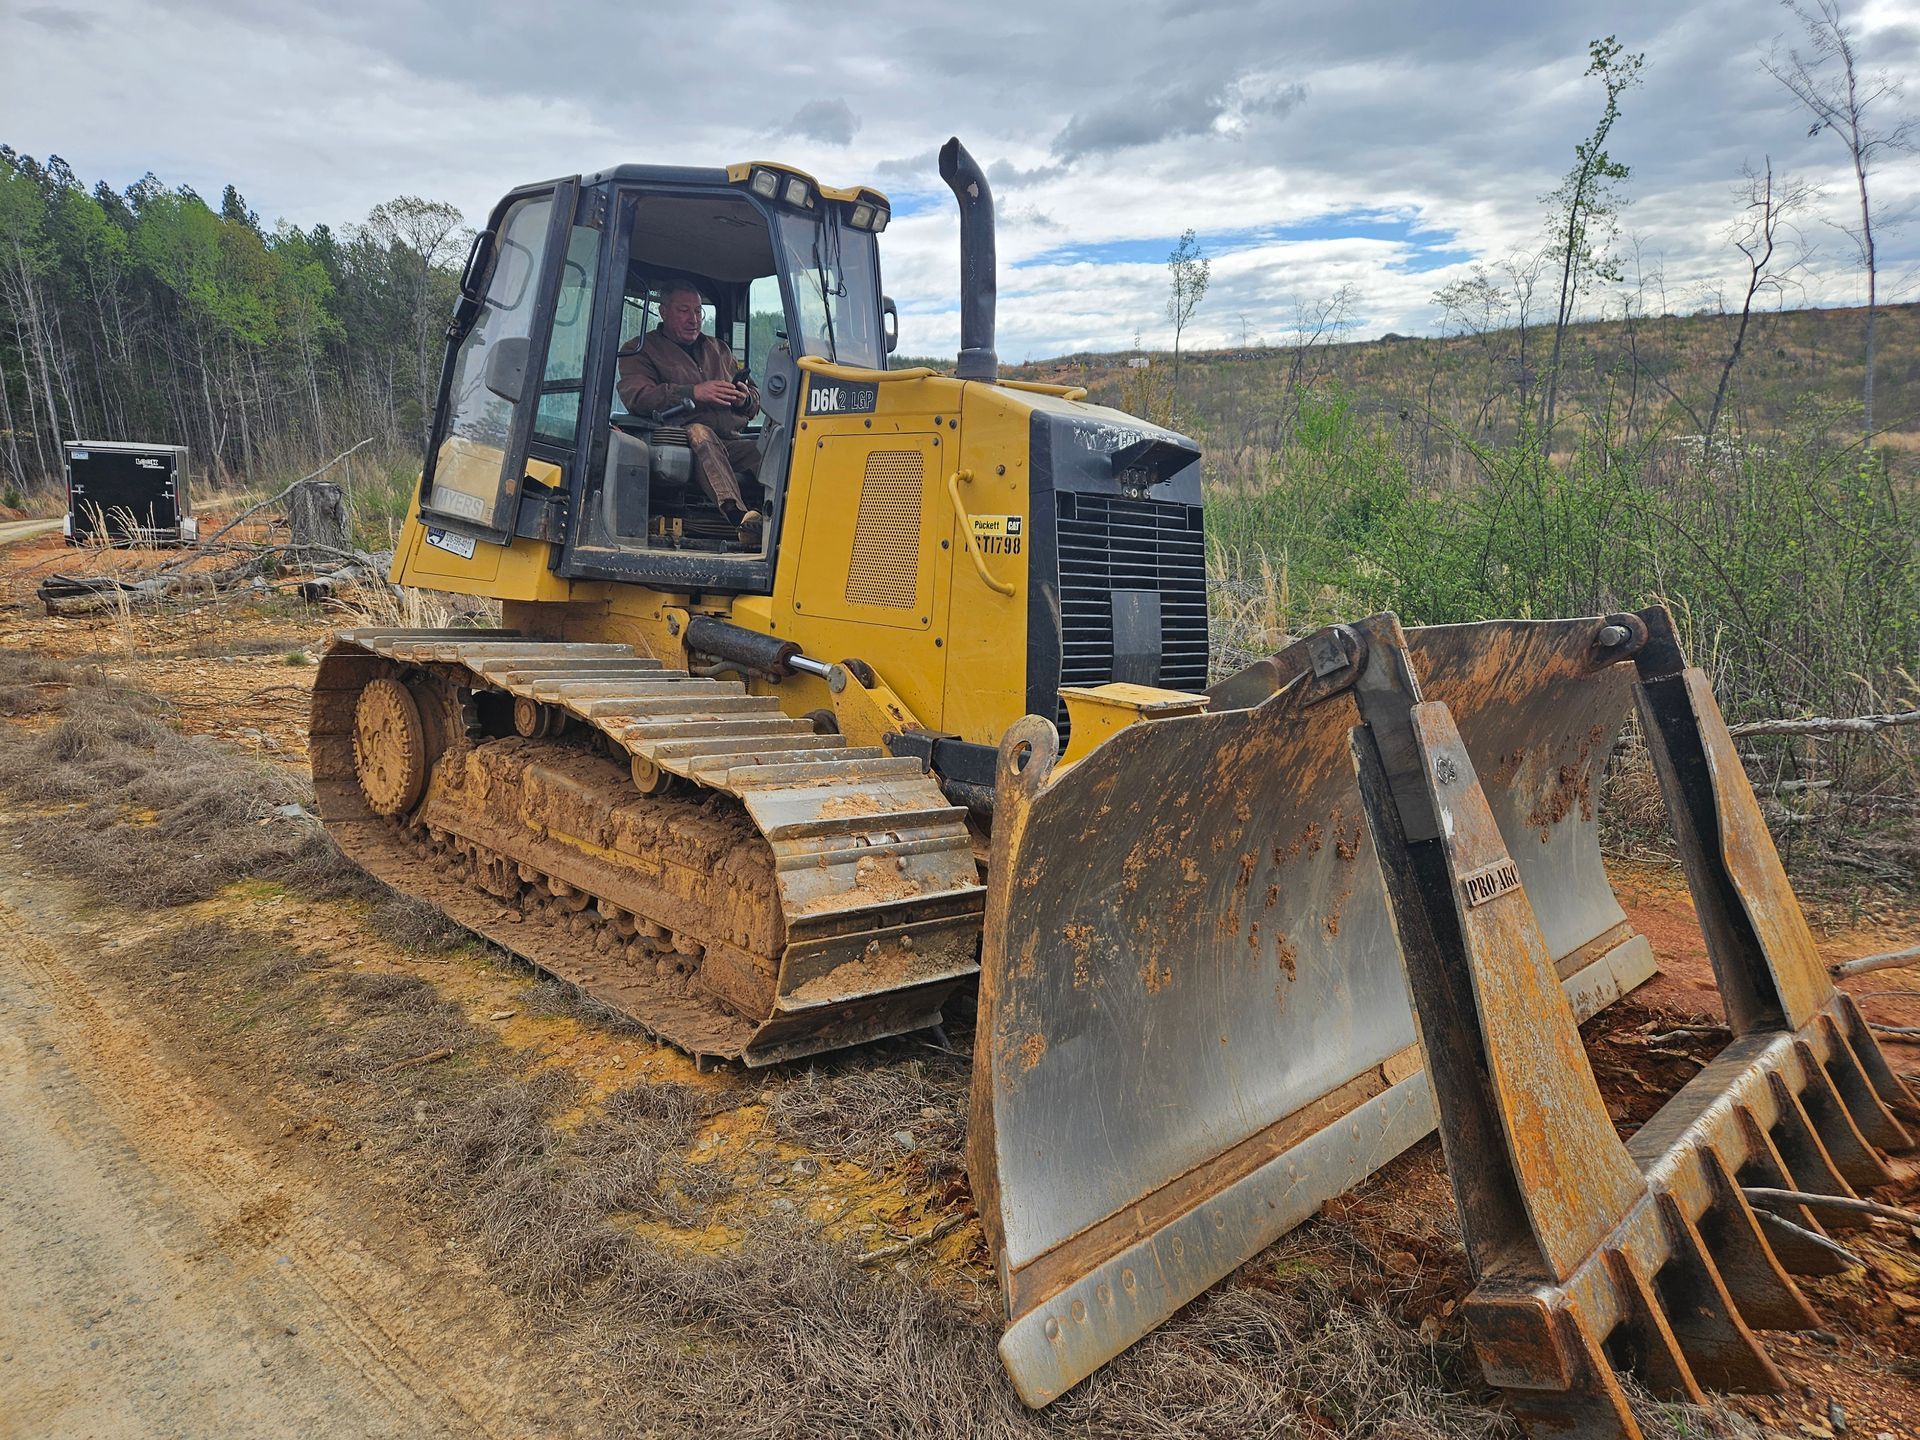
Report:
1831,943,1920,979
1729,708,1920,738
855,1211,971,1267
1744,1185,1920,1229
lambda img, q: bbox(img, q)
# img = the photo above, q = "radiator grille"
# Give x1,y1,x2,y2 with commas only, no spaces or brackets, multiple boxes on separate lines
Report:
844,450,924,609
1055,494,1209,738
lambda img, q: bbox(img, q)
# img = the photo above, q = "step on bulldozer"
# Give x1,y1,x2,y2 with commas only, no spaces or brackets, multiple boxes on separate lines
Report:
312,139,1915,1432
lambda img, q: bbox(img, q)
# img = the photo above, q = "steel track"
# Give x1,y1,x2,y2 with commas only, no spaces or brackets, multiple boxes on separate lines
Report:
312,628,985,1066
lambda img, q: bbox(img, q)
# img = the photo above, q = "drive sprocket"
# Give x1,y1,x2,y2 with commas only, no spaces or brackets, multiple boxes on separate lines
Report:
352,675,429,816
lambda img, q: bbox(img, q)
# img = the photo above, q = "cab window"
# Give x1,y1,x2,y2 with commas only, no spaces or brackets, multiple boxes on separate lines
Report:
746,272,784,382
423,192,558,530
772,210,882,368
533,224,601,445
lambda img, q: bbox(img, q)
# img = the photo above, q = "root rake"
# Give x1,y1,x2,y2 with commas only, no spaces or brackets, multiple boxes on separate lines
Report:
1351,607,1917,1439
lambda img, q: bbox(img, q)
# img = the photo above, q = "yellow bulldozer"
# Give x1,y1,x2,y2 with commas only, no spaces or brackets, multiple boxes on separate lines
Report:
313,141,1916,1436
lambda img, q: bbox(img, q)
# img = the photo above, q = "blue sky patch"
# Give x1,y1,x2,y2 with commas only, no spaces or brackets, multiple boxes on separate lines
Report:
1393,245,1478,273
1012,208,1468,270
884,190,949,219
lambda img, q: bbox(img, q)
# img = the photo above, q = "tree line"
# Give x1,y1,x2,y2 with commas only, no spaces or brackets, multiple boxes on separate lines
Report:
0,146,468,495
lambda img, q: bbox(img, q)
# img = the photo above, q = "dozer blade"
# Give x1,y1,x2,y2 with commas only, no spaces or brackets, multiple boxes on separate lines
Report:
971,611,1659,1406
1352,608,1917,1439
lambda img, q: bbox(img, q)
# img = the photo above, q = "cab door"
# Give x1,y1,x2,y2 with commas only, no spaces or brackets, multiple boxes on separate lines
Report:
419,179,581,542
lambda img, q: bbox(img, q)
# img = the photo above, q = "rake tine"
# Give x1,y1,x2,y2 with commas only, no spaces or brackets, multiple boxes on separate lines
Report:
1834,994,1920,1123
1765,1071,1861,1209
1814,1010,1916,1152
1728,1104,1849,1272
1475,1297,1645,1440
1602,1247,1708,1405
1648,1192,1784,1393
1790,1040,1896,1192
1692,1147,1821,1331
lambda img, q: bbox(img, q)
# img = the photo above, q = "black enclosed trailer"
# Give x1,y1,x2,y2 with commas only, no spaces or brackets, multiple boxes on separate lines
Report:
63,440,198,546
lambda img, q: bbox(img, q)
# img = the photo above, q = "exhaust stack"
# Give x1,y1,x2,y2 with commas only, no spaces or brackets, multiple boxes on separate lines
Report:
938,137,998,382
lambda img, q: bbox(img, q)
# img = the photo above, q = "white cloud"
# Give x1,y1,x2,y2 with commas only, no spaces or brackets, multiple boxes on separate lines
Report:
2,0,1916,357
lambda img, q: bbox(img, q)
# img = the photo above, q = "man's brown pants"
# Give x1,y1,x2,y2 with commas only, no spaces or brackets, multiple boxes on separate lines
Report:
686,424,760,514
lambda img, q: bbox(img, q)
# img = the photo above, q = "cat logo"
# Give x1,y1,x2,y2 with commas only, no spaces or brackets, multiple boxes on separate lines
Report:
970,514,1024,557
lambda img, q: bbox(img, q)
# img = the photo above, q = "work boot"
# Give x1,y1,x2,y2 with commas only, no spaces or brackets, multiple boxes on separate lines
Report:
735,509,763,547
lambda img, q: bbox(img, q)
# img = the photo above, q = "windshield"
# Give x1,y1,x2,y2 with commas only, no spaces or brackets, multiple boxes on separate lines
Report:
773,209,883,369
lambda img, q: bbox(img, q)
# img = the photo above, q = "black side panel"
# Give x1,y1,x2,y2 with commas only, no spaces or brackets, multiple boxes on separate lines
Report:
1110,590,1163,686
1025,406,1209,740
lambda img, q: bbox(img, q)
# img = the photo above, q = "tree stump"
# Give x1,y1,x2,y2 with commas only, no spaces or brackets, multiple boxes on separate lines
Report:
286,480,350,567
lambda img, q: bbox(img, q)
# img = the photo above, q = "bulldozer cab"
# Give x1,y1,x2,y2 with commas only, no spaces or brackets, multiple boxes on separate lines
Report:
415,163,893,593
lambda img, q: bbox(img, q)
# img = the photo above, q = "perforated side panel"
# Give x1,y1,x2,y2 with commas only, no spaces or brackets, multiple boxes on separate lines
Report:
844,451,924,609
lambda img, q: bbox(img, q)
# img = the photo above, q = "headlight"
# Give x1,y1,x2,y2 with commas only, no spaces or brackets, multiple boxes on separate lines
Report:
870,207,889,233
750,168,779,199
784,176,813,208
850,203,873,229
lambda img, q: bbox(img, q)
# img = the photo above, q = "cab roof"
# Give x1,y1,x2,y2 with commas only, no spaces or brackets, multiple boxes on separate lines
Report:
577,160,889,209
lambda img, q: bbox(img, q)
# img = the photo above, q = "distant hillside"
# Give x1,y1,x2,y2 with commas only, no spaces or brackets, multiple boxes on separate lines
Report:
1005,301,1920,485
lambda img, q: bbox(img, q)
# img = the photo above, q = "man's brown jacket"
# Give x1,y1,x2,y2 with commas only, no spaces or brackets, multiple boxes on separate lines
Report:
616,330,760,434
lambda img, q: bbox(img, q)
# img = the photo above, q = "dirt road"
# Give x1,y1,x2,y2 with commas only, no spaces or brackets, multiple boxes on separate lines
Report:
0,519,63,547
0,875,572,1440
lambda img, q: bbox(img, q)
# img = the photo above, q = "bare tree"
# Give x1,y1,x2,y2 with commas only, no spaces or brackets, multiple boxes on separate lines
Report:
1500,247,1550,413
1289,284,1360,352
1433,266,1510,339
1764,0,1914,440
1165,229,1210,390
1706,160,1815,447
1433,265,1513,441
1270,284,1360,441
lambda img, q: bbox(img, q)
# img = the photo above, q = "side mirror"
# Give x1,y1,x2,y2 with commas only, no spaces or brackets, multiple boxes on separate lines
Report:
882,296,899,354
458,229,496,303
483,335,529,403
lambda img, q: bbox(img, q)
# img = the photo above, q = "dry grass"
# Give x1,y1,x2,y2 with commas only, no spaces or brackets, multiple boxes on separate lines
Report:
365,890,473,953
0,650,107,716
760,1040,972,1182
332,579,498,631
0,650,371,907
120,908,1535,1439
1207,544,1296,682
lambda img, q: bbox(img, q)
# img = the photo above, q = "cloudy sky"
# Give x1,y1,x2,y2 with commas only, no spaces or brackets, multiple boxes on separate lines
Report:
4,0,1918,359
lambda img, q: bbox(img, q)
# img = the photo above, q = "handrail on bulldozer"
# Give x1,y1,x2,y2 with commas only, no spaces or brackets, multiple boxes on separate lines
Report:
946,469,1017,597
